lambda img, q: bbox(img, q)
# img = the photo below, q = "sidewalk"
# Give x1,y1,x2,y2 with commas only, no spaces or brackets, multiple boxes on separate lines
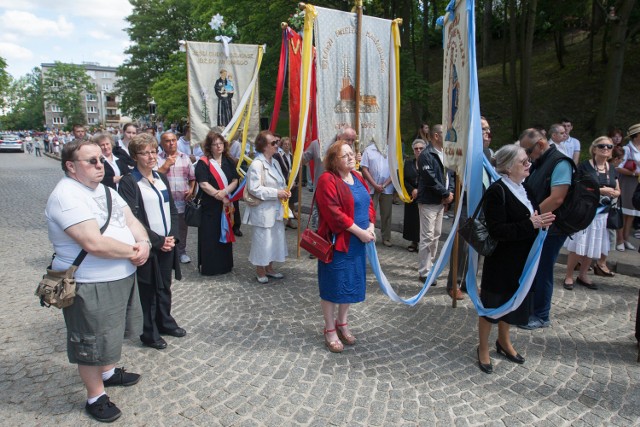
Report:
293,184,640,278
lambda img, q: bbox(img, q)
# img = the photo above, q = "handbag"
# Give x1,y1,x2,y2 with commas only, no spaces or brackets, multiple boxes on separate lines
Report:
607,199,623,229
184,190,202,227
299,193,334,263
35,186,112,308
623,159,636,172
243,160,264,207
458,185,501,257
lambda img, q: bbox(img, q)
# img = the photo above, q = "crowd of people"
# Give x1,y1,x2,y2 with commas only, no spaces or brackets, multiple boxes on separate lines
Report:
44,119,640,422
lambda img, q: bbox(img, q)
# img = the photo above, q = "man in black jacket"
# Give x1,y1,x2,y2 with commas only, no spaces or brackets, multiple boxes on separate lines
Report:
417,124,455,282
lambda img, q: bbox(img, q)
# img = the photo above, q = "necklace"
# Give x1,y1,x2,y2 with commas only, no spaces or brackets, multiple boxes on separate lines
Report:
342,174,353,184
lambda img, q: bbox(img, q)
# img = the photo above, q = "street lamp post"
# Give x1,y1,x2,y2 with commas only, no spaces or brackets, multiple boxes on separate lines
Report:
148,100,157,130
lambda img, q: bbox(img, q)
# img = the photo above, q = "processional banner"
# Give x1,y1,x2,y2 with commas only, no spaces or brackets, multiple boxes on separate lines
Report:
441,0,473,176
186,41,261,147
314,7,392,157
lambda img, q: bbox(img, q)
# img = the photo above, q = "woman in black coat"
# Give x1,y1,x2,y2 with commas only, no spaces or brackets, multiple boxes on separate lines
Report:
402,139,427,251
477,145,555,374
94,133,130,189
118,133,185,351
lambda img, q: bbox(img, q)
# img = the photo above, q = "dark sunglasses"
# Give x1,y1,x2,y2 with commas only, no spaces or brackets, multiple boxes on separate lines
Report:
596,144,613,150
76,157,106,165
270,140,279,146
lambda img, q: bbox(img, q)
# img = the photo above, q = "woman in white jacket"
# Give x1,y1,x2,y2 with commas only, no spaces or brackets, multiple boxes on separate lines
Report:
243,131,291,283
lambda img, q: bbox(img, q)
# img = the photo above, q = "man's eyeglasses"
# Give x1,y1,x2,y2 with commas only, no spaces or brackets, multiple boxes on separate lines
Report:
137,150,158,157
596,144,613,150
75,157,106,166
270,140,279,146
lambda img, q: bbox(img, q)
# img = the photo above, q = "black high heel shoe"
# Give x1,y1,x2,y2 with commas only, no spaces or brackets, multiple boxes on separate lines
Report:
496,340,525,364
477,347,493,374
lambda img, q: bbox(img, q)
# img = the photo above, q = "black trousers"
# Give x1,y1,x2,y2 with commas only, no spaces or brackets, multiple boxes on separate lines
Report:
138,250,179,343
233,200,241,231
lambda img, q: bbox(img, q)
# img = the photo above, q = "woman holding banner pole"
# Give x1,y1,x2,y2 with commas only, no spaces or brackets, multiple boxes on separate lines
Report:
477,145,555,373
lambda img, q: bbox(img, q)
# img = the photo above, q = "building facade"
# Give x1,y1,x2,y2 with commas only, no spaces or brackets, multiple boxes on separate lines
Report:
41,62,122,130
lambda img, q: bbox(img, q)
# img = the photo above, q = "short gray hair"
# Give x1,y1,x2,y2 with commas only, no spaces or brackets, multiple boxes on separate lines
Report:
412,139,426,149
494,144,525,175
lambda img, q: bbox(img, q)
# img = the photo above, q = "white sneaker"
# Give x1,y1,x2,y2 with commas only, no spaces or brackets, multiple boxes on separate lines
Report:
624,241,636,250
616,244,625,252
179,254,191,264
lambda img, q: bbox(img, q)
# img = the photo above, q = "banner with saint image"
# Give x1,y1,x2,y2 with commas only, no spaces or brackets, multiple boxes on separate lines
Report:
186,41,261,147
441,0,473,175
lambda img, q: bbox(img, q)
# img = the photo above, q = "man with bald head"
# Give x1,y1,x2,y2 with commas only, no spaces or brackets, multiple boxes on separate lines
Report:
517,128,572,329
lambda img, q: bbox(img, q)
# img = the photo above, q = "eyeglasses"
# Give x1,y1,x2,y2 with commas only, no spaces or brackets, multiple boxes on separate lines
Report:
596,144,613,150
75,157,106,166
525,146,535,155
413,146,425,151
137,150,158,157
212,142,224,146
270,141,279,146
340,153,355,159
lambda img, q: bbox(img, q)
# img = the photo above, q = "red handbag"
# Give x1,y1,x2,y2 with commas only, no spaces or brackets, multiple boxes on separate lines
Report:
300,194,334,263
623,159,637,172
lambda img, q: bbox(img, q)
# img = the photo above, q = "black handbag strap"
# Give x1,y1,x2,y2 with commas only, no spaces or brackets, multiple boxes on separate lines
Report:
470,181,505,220
71,185,113,267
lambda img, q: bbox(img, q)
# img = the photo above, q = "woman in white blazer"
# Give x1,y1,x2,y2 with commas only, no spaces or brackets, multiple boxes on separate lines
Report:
243,131,291,283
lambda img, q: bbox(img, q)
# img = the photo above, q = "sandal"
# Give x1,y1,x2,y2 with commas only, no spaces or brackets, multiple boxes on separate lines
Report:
323,328,343,353
335,322,356,345
407,243,417,252
593,263,614,277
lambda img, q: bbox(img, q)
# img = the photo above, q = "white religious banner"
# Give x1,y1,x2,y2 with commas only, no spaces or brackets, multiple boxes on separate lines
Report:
314,7,392,157
186,41,261,147
441,0,472,176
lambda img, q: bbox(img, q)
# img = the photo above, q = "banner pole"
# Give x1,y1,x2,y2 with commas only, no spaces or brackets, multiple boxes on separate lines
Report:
297,166,303,257
451,174,462,308
354,0,363,168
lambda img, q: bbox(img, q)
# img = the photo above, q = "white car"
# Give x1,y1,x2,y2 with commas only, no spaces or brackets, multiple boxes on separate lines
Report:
0,134,25,153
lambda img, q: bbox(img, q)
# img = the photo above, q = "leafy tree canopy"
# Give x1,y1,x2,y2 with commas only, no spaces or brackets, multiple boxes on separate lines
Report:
42,62,94,127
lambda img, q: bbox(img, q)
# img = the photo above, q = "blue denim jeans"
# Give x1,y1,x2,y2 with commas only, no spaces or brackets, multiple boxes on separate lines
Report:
531,233,567,322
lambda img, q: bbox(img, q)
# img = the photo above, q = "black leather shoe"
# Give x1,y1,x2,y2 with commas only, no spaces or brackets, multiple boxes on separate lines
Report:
103,367,141,387
159,327,187,338
576,277,598,290
477,347,493,374
233,229,243,237
142,337,167,350
86,394,121,423
496,340,525,364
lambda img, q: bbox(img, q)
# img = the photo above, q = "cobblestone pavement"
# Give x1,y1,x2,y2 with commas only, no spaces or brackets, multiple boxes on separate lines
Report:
1,153,639,426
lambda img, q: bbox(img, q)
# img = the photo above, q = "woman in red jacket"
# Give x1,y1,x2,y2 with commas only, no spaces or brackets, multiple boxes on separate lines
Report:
315,141,376,353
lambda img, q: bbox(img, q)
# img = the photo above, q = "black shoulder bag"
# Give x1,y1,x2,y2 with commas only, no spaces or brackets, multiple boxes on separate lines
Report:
458,185,504,257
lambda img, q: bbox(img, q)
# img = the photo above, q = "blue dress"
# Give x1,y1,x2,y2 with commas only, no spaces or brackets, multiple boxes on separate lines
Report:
318,178,370,303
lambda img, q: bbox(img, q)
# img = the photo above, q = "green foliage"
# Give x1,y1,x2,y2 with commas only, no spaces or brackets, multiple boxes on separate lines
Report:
0,56,10,110
117,0,205,117
150,53,188,123
1,67,45,130
42,62,94,126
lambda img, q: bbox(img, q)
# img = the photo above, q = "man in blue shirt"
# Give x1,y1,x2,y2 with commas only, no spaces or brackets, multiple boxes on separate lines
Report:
517,129,572,329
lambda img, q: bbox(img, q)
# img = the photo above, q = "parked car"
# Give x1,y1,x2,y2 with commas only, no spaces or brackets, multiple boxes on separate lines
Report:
0,134,24,153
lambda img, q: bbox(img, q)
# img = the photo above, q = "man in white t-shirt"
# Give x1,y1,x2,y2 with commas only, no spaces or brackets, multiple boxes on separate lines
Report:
561,118,581,164
45,140,151,423
361,143,394,246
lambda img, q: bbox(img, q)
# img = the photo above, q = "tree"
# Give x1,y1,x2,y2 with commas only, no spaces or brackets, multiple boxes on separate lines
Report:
0,56,10,110
150,53,188,123
42,62,94,127
595,0,638,134
1,67,45,130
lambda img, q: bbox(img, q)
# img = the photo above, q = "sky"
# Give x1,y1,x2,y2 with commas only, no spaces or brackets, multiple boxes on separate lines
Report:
0,0,132,79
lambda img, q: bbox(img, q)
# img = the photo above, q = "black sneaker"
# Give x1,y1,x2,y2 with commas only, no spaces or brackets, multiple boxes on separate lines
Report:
85,394,121,423
103,367,141,387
